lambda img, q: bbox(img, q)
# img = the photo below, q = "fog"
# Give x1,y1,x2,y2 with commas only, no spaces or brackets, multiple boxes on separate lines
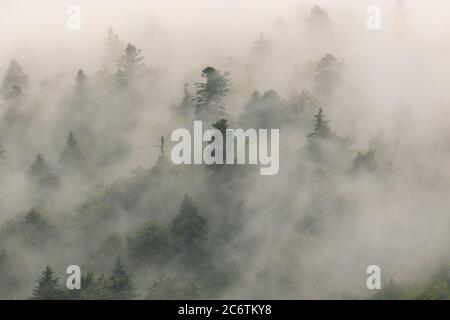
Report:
1,0,450,299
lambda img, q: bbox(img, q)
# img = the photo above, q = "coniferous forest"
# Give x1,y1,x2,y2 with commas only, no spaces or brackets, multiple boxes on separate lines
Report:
2,1,450,300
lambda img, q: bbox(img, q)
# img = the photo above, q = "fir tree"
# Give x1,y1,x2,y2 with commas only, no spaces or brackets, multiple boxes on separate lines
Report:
2,59,28,92
240,90,285,129
306,108,333,144
118,43,146,81
314,53,341,97
127,223,173,267
28,154,60,189
31,266,63,300
172,195,208,261
59,132,84,172
103,28,123,72
19,208,58,248
74,69,87,94
108,257,135,299
194,67,231,122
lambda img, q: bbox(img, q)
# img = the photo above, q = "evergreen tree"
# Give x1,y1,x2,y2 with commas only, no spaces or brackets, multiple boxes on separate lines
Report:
28,154,60,189
68,272,109,300
251,33,272,57
3,84,25,126
74,69,87,94
108,257,135,299
4,84,23,100
118,43,146,81
2,59,28,92
314,53,341,97
306,5,331,30
127,223,173,267
19,208,58,247
289,89,321,117
240,90,285,128
31,266,63,300
103,28,123,72
194,67,231,122
306,108,333,144
59,132,84,172
352,149,377,172
172,195,208,261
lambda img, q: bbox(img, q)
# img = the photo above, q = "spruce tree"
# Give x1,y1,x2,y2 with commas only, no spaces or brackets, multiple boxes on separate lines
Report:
59,132,83,172
31,266,63,300
108,257,135,299
306,5,331,30
127,223,173,267
103,28,123,72
74,69,87,94
172,195,208,261
2,59,28,92
118,43,145,81
306,108,332,144
28,154,60,189
194,67,231,122
314,53,340,97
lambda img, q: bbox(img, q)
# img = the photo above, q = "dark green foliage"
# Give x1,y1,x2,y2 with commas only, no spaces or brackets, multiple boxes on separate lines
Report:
31,266,64,300
194,66,231,121
68,273,110,300
108,257,135,299
127,223,173,267
172,195,208,262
